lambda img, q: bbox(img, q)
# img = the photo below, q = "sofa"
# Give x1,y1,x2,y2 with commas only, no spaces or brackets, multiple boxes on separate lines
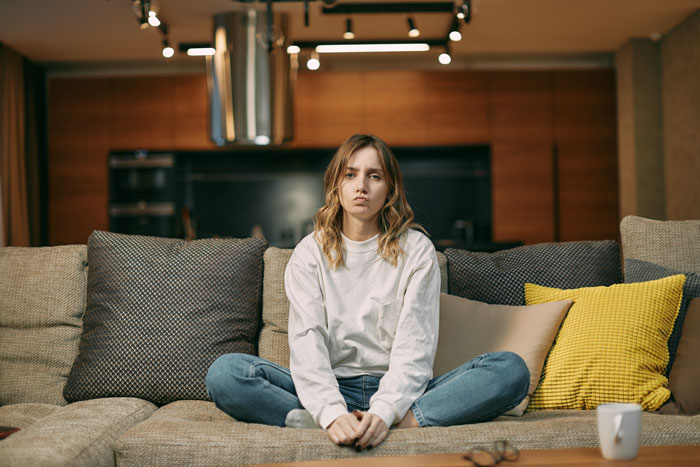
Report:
1,215,699,466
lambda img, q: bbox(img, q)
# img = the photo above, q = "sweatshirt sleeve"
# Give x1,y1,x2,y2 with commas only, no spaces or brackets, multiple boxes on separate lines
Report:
368,241,441,428
285,244,348,429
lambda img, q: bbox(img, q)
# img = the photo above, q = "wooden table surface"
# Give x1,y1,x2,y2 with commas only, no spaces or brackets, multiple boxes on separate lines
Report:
248,445,700,466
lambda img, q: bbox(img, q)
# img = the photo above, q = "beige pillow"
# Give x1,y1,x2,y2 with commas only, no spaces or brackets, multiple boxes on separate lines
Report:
0,245,88,406
434,293,572,416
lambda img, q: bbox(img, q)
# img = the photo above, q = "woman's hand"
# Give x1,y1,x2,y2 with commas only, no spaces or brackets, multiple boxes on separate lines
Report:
352,410,389,450
327,413,362,445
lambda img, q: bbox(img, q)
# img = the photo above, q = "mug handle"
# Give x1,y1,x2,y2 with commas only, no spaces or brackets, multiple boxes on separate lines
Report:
613,414,624,444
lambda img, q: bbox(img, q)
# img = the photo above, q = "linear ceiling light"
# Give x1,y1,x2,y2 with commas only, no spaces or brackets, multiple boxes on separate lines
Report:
179,43,216,56
187,47,215,56
343,18,355,40
316,43,430,53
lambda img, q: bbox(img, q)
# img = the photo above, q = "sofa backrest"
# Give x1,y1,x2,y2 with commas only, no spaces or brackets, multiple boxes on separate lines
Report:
258,247,448,367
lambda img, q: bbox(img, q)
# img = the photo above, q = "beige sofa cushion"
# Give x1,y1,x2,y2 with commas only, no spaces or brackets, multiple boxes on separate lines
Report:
434,293,572,416
0,397,156,467
258,248,448,367
115,401,700,466
621,215,700,273
0,245,87,406
0,403,61,430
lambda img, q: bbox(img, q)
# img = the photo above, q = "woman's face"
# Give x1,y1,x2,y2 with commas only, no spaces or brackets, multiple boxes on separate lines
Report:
338,146,390,227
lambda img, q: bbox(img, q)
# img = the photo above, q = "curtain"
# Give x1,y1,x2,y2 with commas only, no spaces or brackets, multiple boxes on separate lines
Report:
23,58,46,246
0,167,4,246
0,43,31,246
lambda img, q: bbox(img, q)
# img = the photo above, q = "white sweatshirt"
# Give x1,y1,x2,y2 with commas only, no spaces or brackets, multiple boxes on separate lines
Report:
285,229,440,430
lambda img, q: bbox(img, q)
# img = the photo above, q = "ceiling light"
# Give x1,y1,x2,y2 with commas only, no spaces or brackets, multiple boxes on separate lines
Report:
179,43,216,56
306,51,320,70
287,45,301,54
316,43,430,53
343,18,355,40
438,52,451,65
458,0,472,24
162,39,174,58
148,13,161,27
407,17,420,38
135,0,150,29
449,17,462,41
187,47,215,57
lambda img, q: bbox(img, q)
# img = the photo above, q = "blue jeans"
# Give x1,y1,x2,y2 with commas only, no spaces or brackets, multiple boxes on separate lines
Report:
206,351,529,428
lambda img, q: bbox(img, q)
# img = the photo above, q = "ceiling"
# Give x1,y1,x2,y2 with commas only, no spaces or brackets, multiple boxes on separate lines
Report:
1,0,699,71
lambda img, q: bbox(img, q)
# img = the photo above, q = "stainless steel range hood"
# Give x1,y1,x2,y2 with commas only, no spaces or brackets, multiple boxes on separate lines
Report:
207,10,296,146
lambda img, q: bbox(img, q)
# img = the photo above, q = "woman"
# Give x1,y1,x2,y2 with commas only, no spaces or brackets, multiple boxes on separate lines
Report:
206,134,529,450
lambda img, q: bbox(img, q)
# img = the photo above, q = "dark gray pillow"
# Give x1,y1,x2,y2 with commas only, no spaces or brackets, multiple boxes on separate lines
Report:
64,231,267,405
624,258,700,374
445,240,622,306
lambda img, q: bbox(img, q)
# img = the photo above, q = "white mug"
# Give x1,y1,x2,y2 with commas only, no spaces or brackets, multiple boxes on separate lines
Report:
596,403,642,461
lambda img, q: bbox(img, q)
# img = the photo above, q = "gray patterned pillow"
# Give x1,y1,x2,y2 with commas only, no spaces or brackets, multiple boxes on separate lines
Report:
64,231,267,405
624,258,700,374
445,240,622,305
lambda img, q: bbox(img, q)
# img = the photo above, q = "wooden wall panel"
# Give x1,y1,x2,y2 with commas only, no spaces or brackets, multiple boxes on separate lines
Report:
109,76,176,149
291,71,367,147
174,74,216,149
489,72,555,244
490,142,556,244
46,70,619,246
364,72,428,146
554,70,619,241
48,78,110,245
423,71,490,144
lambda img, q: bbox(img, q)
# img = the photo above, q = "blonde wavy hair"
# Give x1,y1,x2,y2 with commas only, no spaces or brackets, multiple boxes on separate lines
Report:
314,134,424,269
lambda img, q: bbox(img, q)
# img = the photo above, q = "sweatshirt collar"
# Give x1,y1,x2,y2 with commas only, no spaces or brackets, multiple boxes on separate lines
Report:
341,232,379,252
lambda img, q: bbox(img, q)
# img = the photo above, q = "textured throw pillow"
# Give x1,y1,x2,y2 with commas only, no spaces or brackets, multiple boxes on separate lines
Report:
621,215,700,273
435,293,572,416
257,248,450,368
0,245,87,406
525,275,686,412
624,259,700,374
64,231,267,405
659,298,700,415
258,247,294,368
445,241,622,305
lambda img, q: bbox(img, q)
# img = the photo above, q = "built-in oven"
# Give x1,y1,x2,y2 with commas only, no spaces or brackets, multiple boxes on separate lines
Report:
109,151,177,237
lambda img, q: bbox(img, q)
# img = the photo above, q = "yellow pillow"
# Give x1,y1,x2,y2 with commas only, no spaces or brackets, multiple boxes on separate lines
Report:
525,274,686,411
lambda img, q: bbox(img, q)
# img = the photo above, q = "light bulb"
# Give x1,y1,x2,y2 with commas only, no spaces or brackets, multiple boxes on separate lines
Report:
438,53,451,65
287,45,301,54
148,15,161,27
162,45,174,58
344,19,355,40
407,17,420,38
449,30,462,42
306,57,320,70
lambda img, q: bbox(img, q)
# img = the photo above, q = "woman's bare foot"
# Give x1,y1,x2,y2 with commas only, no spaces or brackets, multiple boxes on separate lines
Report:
395,409,420,429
